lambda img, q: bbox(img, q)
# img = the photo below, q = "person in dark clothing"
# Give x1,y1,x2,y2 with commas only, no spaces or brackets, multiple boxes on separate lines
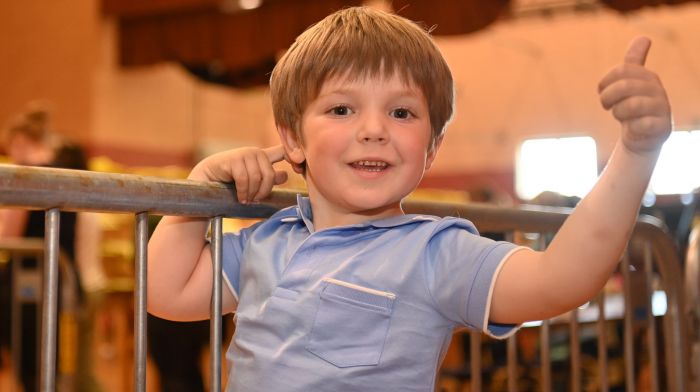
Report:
148,314,210,392
0,102,92,391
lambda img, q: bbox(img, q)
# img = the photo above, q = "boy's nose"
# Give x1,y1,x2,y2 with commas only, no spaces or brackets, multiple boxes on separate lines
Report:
357,113,389,143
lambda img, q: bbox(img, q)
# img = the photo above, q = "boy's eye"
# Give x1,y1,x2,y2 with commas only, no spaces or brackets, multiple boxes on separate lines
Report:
329,106,352,116
391,108,412,119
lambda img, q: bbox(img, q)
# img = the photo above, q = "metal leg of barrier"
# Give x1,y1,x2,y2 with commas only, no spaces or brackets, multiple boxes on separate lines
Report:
570,308,581,392
40,208,60,391
210,217,223,392
540,320,552,392
502,230,519,392
507,334,517,392
10,252,23,384
532,234,552,392
643,243,659,392
596,290,609,392
621,251,635,392
470,331,482,391
134,212,148,392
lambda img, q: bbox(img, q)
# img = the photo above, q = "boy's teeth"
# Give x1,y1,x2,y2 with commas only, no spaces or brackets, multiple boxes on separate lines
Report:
358,161,386,167
352,160,388,171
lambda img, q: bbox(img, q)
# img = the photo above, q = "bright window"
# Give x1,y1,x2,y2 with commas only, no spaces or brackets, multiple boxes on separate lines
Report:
516,136,598,201
649,130,700,195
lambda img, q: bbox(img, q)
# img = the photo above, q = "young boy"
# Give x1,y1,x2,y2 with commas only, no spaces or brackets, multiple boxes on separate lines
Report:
148,6,671,391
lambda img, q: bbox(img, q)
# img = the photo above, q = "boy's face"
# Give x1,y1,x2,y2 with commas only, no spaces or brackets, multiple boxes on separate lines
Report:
279,73,439,227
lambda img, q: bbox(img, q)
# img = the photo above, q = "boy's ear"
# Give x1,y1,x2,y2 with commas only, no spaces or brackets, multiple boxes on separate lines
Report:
277,125,306,171
425,136,443,170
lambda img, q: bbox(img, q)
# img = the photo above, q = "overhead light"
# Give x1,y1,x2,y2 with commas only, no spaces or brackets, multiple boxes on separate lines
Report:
220,0,262,13
239,0,262,10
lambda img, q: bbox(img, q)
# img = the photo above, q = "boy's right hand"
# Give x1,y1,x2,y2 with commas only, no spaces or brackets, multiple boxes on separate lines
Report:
188,145,289,204
598,37,672,155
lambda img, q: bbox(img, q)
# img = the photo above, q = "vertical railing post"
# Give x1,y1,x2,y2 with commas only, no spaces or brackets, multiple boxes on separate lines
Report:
535,234,552,392
540,320,552,392
40,208,60,391
643,243,659,392
10,250,23,385
134,213,149,392
210,217,223,391
470,331,482,391
622,251,636,392
507,334,518,392
570,307,581,392
596,291,609,392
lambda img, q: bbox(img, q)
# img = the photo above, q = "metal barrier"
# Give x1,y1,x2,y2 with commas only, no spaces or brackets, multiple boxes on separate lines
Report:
685,224,700,391
0,163,691,391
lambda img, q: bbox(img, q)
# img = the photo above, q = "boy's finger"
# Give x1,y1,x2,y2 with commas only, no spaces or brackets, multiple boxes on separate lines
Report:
243,154,262,203
253,152,276,201
231,161,250,204
263,145,286,163
624,36,651,66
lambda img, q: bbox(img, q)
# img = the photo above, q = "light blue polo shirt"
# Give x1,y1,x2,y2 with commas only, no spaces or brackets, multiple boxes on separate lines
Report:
221,195,522,392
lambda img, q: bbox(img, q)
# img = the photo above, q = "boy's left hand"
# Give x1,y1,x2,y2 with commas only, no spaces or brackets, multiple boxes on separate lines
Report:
598,36,672,155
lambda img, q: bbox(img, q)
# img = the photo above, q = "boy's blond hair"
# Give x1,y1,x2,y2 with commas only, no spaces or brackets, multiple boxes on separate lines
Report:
270,6,454,151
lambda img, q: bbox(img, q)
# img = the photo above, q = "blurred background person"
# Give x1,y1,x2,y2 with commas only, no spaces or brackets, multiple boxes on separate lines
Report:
0,101,101,391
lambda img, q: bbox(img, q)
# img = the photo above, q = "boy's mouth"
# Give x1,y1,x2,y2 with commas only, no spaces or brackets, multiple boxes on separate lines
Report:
350,160,389,172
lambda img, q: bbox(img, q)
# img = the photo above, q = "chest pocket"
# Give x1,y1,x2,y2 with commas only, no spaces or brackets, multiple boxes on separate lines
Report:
306,278,395,368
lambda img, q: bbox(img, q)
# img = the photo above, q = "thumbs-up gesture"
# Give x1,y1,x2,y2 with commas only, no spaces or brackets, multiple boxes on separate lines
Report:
188,145,289,204
598,37,672,154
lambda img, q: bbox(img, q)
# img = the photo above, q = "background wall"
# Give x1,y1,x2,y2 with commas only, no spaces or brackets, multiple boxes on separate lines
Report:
0,0,99,143
2,1,700,197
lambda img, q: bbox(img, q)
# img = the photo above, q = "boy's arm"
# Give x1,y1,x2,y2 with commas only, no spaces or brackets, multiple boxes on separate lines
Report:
147,146,288,321
490,37,672,324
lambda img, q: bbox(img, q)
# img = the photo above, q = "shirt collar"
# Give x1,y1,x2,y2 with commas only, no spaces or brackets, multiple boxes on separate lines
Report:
296,194,315,231
283,194,437,232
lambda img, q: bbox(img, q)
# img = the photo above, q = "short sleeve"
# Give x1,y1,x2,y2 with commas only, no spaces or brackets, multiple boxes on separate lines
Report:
424,219,523,338
221,222,263,301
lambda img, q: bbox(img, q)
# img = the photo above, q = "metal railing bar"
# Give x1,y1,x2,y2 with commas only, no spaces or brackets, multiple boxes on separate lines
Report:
596,290,609,392
210,217,223,392
40,208,60,391
470,331,482,391
134,213,148,392
10,249,22,383
570,307,581,392
0,165,676,234
0,164,290,218
507,334,517,392
622,251,635,392
533,234,552,392
540,319,552,392
0,165,581,229
644,243,659,392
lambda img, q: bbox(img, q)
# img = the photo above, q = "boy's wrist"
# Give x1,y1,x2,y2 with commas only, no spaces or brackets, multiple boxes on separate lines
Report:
614,139,662,170
620,135,666,160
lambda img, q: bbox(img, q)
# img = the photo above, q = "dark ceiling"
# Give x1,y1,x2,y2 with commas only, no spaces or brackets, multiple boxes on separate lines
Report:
101,0,699,88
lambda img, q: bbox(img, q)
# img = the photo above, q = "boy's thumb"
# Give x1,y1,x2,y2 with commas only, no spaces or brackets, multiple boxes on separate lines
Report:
624,36,651,66
274,170,288,185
